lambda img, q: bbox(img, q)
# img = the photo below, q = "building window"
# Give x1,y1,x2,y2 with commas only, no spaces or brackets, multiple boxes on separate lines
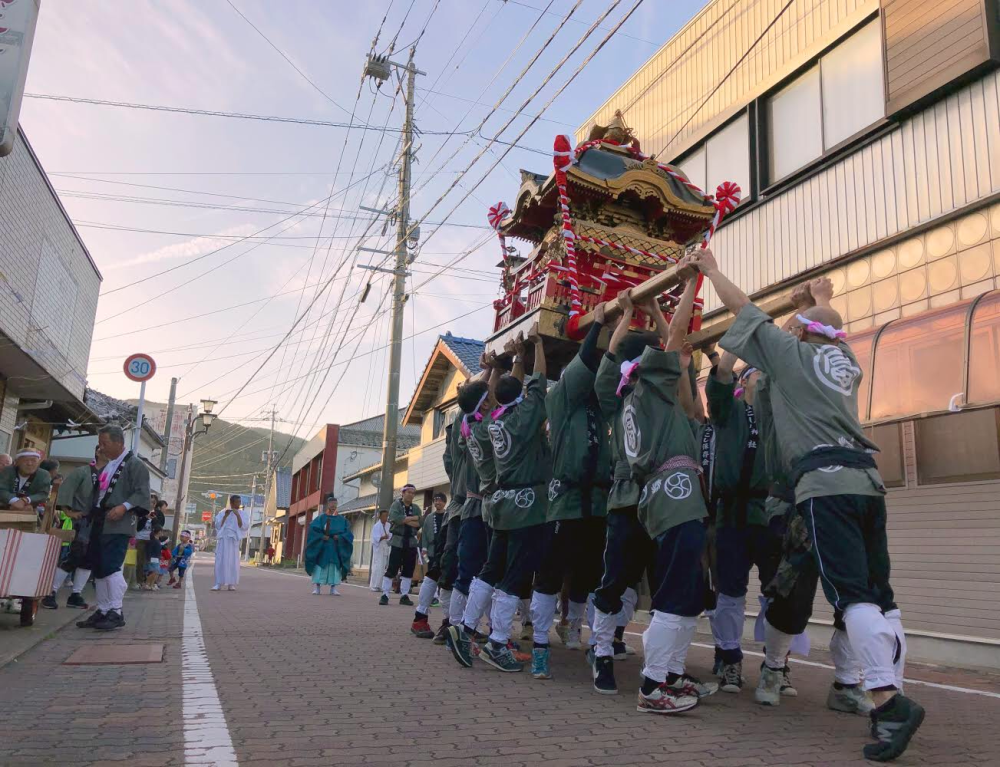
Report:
767,21,884,182
847,327,878,421
865,422,905,488
432,406,458,441
869,302,968,420
678,113,751,204
0,428,10,455
968,291,1000,404
914,409,1000,484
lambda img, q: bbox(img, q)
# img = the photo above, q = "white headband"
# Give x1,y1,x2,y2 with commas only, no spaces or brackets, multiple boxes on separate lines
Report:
16,450,41,459
795,314,846,340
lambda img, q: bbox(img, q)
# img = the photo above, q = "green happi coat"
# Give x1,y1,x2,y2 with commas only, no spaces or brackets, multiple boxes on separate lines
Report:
487,373,550,531
595,352,641,512
719,304,884,503
755,372,794,521
420,510,446,561
462,414,495,523
622,348,708,540
545,356,610,522
442,422,467,523
706,374,770,527
57,465,96,513
388,499,422,549
0,466,52,507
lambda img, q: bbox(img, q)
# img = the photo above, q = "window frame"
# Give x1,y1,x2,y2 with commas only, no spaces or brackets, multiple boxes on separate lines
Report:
913,408,1000,486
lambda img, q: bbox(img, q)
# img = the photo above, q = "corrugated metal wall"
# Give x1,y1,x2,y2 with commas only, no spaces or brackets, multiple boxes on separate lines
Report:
702,67,1000,314
579,0,878,159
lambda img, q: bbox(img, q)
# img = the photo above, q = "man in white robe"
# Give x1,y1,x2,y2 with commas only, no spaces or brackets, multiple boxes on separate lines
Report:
369,509,391,591
213,495,246,591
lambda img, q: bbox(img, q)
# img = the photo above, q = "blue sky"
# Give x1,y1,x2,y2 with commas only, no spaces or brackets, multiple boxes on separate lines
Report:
22,0,705,440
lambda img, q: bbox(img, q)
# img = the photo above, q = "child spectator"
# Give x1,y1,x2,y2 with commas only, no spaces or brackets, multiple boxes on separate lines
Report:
167,531,194,589
143,533,163,590
157,534,172,589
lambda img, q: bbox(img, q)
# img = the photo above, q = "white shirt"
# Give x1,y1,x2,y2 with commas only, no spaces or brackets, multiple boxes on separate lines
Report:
215,507,247,541
372,520,391,547
99,450,133,510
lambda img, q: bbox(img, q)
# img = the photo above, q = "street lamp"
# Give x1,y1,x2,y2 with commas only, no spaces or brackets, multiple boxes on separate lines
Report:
171,398,219,546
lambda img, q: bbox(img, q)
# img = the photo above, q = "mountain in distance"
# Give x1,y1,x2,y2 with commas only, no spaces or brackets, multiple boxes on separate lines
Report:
186,418,306,510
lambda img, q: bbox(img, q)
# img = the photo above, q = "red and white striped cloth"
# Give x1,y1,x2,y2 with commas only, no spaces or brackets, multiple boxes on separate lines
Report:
0,530,61,598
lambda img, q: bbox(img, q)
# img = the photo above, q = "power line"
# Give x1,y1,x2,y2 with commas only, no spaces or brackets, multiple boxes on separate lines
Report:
225,0,350,116
505,0,658,45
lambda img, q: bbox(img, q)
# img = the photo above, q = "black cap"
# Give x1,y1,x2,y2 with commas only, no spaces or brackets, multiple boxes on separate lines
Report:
325,493,337,504
433,492,447,501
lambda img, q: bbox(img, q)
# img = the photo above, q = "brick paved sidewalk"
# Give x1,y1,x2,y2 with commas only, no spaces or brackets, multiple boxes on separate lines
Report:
2,559,999,767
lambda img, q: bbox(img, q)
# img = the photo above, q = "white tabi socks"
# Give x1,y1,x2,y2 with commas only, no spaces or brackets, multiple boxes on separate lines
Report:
439,588,452,621
884,608,907,690
591,607,618,658
488,590,519,644
844,602,899,690
461,577,494,632
830,627,862,685
713,592,746,656
619,587,638,627
641,612,697,683
400,577,412,596
52,567,71,593
381,576,393,597
72,568,91,594
763,618,794,669
530,591,558,645
94,577,111,613
449,589,468,626
108,571,127,611
417,577,438,616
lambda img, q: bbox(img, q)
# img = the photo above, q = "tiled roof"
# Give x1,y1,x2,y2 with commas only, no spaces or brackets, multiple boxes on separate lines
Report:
274,468,292,508
440,332,484,375
339,493,377,514
84,387,166,445
338,408,420,450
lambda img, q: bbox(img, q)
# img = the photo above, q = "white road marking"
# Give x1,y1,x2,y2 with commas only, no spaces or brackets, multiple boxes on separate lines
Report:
182,564,239,766
252,565,1000,699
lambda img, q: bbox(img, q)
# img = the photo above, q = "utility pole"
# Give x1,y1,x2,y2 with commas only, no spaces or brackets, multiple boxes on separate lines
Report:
161,377,177,472
256,405,277,563
363,46,424,515
242,474,257,562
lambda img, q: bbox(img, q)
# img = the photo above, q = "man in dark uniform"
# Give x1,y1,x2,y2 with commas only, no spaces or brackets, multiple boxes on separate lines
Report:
412,492,448,637
379,484,422,606
692,247,921,763
529,304,611,680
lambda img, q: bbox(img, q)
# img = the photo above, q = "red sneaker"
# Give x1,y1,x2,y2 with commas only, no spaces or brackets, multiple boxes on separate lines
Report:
507,642,531,664
636,683,699,715
411,619,435,639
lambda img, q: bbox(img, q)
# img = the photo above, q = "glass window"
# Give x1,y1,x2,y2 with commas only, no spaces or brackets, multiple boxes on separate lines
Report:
847,327,878,421
915,409,1000,484
767,21,884,181
678,145,706,196
706,114,750,203
768,66,823,181
968,291,1000,404
864,422,905,488
821,22,885,148
870,302,969,420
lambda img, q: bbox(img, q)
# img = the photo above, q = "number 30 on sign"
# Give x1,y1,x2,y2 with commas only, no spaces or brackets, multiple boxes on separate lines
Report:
123,353,157,382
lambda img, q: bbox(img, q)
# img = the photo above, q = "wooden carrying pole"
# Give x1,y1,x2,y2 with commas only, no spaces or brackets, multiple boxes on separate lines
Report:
687,292,798,348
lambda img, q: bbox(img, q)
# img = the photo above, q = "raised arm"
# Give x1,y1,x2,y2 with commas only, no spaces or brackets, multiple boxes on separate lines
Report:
715,350,738,382
678,342,698,420
510,333,527,382
608,289,634,357
666,273,698,352
528,322,546,380
689,248,749,315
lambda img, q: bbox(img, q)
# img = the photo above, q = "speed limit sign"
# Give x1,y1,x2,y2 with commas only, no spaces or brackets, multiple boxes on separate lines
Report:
123,353,157,382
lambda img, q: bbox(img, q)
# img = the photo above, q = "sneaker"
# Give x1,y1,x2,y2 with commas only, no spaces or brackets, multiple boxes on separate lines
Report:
520,621,533,641
531,647,552,680
480,642,524,673
433,620,450,645
399,595,414,606
446,626,474,668
40,592,58,610
508,642,531,663
564,626,582,650
780,666,798,697
712,655,724,676
592,654,618,695
720,661,743,694
66,593,87,609
94,609,125,631
555,622,570,645
77,610,105,628
827,684,875,716
431,598,440,607
472,631,489,645
213,586,223,592
612,640,634,661
670,674,718,699
755,664,783,706
863,694,925,762
378,595,389,606
411,619,435,639
227,585,236,591
636,683,699,714
329,587,340,596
